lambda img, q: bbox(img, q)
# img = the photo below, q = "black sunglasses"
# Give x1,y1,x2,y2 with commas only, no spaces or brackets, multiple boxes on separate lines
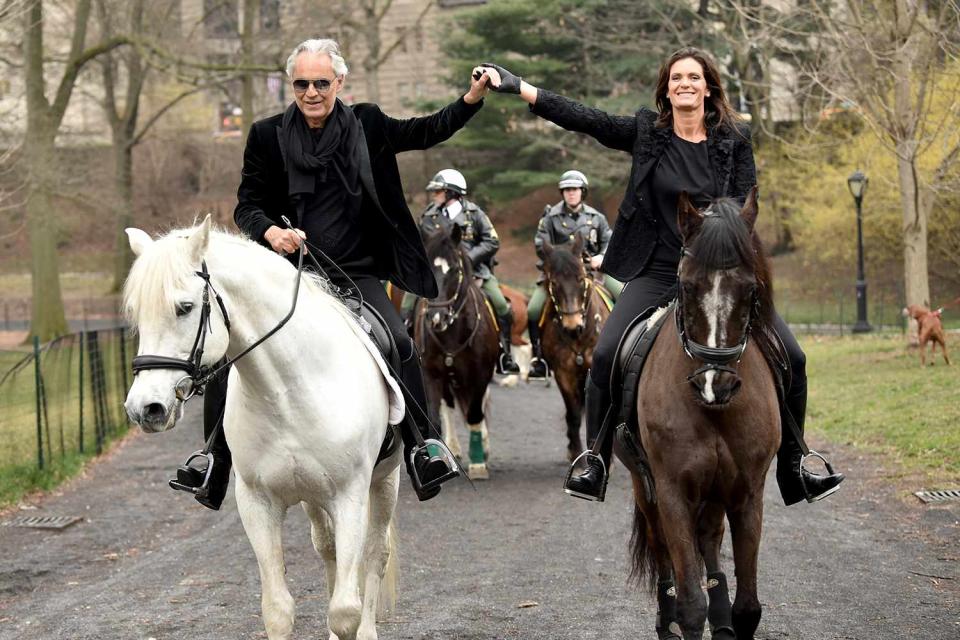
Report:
292,78,335,93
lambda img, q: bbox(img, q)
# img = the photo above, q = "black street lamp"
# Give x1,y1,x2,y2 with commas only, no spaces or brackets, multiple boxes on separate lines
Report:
847,170,872,333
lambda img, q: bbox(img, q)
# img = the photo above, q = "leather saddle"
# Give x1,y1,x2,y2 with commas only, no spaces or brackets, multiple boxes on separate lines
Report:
608,303,675,504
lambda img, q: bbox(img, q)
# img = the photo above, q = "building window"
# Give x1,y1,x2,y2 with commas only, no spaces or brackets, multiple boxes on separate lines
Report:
204,0,238,38
260,0,280,33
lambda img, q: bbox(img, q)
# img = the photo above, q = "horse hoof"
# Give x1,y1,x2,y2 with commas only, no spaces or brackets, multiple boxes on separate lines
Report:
468,463,489,480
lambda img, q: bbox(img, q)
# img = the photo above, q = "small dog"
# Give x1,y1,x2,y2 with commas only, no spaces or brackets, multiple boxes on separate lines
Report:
903,304,951,366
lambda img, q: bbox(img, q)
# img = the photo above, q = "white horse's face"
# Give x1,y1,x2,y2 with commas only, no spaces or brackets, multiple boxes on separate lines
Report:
123,217,230,433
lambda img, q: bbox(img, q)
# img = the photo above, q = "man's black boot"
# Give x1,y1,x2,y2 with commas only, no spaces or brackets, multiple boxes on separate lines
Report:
776,387,844,505
399,349,459,501
527,318,549,379
169,365,232,511
564,373,613,502
496,311,520,374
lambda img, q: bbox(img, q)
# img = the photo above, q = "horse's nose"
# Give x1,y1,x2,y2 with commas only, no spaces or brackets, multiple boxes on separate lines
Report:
128,401,169,431
712,376,742,405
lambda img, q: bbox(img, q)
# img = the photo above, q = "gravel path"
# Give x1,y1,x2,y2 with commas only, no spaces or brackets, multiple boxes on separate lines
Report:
0,382,957,639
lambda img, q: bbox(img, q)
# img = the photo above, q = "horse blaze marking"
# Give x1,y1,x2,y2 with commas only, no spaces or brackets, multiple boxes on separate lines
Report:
914,489,960,503
2,515,83,530
433,257,450,274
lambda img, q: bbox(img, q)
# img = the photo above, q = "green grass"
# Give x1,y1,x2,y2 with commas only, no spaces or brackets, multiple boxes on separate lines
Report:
802,334,960,485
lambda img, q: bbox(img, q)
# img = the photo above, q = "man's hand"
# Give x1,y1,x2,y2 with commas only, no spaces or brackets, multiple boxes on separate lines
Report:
479,63,521,94
464,66,490,104
264,225,306,255
589,254,604,270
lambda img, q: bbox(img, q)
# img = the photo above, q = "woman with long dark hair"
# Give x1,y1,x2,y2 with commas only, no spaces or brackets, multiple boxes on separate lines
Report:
480,48,844,505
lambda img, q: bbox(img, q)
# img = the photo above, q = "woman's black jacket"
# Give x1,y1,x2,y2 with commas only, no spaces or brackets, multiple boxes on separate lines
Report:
234,96,483,298
530,90,757,281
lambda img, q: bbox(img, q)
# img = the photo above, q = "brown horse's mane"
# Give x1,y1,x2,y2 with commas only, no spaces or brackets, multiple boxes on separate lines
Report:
689,198,775,335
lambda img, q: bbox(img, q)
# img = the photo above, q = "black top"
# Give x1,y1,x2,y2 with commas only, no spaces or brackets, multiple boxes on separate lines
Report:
651,134,717,265
233,96,484,298
528,90,756,282
297,127,374,275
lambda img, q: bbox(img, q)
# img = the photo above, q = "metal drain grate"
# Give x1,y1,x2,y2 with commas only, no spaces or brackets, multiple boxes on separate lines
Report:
2,515,83,530
914,489,960,504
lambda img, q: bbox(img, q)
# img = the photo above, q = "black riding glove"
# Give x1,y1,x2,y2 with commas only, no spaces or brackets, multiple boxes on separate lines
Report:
478,63,522,94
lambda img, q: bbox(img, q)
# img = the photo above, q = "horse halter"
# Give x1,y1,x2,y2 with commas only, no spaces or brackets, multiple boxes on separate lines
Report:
425,252,467,332
675,248,756,380
131,239,308,403
131,261,232,402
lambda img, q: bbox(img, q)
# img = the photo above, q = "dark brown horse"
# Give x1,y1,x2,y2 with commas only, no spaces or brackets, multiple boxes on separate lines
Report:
540,235,611,461
414,225,499,479
626,188,780,640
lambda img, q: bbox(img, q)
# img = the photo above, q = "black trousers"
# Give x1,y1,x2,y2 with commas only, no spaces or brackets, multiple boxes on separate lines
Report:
202,274,432,464
588,263,807,438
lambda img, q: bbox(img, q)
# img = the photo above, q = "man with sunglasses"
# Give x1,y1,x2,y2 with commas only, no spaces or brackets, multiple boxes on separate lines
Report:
172,38,493,509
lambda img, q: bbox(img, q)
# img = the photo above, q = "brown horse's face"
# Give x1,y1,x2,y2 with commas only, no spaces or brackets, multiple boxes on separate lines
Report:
543,236,589,334
677,188,760,407
424,225,469,330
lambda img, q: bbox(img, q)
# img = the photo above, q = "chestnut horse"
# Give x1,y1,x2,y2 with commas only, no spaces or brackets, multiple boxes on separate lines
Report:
540,235,611,461
626,189,780,640
414,226,499,479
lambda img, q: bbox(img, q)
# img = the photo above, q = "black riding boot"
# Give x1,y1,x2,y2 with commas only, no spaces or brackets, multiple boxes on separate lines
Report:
776,381,844,505
527,318,549,379
169,364,232,511
399,349,459,501
495,312,521,374
564,373,613,501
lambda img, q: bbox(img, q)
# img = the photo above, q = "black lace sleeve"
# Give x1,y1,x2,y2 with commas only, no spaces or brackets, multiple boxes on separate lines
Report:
731,124,757,205
530,89,636,152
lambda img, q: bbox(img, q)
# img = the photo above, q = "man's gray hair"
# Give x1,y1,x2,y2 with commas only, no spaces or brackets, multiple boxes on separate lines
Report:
285,39,349,78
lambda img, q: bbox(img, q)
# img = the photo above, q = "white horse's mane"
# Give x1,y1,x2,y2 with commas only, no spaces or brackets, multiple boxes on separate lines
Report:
123,224,343,328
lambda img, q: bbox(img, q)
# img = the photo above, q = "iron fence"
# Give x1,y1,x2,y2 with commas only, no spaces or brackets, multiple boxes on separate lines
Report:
0,328,134,489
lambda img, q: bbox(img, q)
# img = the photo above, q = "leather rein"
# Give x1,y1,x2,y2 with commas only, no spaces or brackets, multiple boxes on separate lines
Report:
131,242,307,402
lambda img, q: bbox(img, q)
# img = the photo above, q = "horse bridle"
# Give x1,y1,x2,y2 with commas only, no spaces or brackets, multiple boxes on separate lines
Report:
546,276,591,319
423,252,468,333
675,248,757,380
131,243,307,402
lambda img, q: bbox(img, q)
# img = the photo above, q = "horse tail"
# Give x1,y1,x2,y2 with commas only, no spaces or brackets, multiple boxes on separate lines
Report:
377,519,399,620
628,481,658,595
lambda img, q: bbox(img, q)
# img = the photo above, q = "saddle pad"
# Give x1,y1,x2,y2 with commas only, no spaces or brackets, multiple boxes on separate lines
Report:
341,304,405,426
592,281,615,313
614,303,673,427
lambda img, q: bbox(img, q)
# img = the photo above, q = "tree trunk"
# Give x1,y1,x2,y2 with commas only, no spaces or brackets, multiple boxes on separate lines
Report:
111,133,134,291
25,135,70,341
362,3,381,103
241,0,259,138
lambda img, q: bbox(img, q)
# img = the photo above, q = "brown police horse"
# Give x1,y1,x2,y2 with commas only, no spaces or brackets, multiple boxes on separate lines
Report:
540,235,611,461
626,188,780,640
414,225,499,479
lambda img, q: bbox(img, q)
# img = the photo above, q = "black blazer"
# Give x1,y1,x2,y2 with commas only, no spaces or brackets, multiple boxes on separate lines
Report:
234,96,483,298
530,90,757,282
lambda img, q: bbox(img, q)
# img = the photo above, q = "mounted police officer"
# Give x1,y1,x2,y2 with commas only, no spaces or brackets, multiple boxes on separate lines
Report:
402,169,521,375
527,170,623,379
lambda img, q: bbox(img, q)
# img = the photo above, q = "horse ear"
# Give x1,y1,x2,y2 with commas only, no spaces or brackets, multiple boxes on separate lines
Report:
677,191,703,242
740,186,759,231
187,214,212,263
125,228,153,256
572,232,585,256
541,238,554,257
450,223,462,245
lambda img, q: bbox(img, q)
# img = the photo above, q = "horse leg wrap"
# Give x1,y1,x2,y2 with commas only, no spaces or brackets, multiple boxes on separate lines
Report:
468,428,485,465
706,571,735,639
655,579,681,640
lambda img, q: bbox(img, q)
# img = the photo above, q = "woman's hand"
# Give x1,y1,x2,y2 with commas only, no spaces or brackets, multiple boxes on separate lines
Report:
464,66,491,104
264,225,306,255
479,63,521,94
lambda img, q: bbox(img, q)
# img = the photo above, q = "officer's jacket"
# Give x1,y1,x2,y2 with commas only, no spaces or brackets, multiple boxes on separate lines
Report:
419,198,499,279
535,201,613,268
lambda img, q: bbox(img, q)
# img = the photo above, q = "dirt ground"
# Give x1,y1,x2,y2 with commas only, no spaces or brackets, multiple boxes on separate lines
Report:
0,383,957,640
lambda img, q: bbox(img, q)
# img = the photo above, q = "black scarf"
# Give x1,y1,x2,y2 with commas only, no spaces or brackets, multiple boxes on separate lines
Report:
281,98,363,202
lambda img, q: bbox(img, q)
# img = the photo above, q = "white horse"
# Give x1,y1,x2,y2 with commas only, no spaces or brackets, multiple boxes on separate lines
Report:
123,216,404,640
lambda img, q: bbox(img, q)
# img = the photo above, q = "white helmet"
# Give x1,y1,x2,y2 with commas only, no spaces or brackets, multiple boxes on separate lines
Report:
425,169,467,196
558,170,589,191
